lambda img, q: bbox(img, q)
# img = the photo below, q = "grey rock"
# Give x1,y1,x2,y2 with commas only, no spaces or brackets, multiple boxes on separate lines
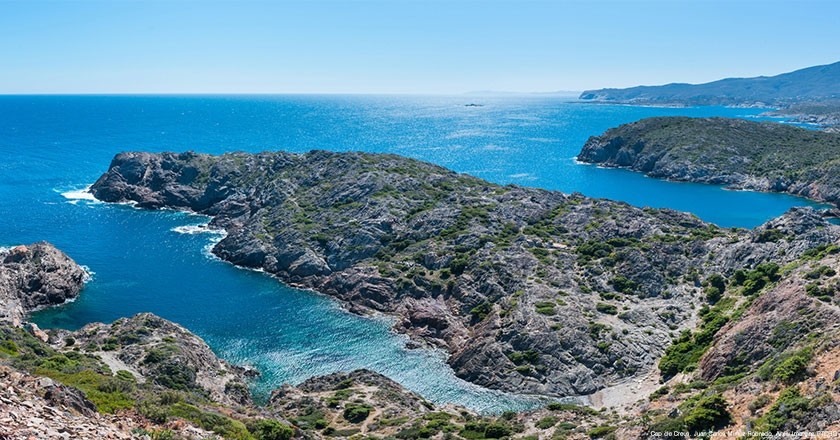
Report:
0,243,87,326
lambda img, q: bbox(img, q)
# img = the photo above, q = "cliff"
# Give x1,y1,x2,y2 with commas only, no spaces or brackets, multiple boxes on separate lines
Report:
89,150,840,400
577,116,840,207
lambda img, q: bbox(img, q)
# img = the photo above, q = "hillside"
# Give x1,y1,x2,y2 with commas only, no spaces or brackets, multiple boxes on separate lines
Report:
577,116,840,207
579,61,840,106
89,150,840,401
4,204,840,436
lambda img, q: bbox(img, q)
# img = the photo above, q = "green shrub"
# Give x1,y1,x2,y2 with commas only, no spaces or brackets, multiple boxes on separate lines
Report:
738,263,781,296
577,241,613,261
649,386,669,401
755,228,785,243
536,416,558,429
459,420,488,439
0,339,19,356
484,422,512,439
546,402,598,415
143,348,170,365
748,394,772,414
608,276,638,294
659,305,730,379
683,394,730,433
508,350,539,364
396,424,436,439
755,387,810,433
804,265,836,279
534,301,557,315
772,349,811,384
470,302,493,321
342,403,372,423
587,425,616,439
450,257,469,275
151,362,196,391
250,419,294,440
595,303,618,315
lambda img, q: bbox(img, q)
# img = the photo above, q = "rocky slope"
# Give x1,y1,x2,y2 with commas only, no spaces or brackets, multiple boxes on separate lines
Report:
635,245,840,437
0,242,87,326
0,364,209,440
579,60,840,106
89,150,840,400
578,116,840,207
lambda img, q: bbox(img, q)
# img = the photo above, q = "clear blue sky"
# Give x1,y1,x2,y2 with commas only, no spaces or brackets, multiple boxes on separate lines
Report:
1,0,838,94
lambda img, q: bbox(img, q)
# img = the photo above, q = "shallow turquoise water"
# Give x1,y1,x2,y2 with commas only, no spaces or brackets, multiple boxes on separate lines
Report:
0,95,824,411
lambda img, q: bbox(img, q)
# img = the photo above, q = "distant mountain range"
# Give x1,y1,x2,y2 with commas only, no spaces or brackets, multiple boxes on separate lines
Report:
580,61,840,106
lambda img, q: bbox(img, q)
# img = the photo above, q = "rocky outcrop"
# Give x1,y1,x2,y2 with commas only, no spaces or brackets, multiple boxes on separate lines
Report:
89,150,840,399
578,116,840,207
268,369,438,436
0,242,87,326
65,313,254,407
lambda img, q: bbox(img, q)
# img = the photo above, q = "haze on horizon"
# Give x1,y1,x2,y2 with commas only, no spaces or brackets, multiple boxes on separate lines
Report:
1,0,838,95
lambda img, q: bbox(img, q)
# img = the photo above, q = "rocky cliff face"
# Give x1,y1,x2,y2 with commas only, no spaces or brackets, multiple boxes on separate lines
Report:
577,116,840,207
89,150,840,400
0,242,87,326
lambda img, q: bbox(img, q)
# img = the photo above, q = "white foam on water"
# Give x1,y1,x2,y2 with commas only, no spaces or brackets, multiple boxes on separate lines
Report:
201,230,228,260
172,224,212,235
59,185,100,204
80,265,95,283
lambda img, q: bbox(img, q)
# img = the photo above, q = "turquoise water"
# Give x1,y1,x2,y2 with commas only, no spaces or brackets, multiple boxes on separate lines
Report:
0,95,825,411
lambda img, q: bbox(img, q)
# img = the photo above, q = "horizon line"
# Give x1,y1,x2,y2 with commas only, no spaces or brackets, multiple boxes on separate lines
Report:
0,91,583,97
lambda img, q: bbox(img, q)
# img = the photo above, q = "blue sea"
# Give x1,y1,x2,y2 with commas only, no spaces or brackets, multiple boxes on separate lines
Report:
0,95,825,412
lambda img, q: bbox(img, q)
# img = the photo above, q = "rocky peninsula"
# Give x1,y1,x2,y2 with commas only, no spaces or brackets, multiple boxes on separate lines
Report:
89,150,840,403
578,116,840,207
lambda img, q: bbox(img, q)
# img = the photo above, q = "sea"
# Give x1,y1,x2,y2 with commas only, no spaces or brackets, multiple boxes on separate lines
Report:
0,95,825,412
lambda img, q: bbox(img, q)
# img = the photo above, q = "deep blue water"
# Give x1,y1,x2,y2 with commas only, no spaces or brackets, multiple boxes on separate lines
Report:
0,95,825,411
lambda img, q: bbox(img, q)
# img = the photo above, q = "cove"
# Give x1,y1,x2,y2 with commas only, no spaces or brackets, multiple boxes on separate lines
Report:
0,95,826,411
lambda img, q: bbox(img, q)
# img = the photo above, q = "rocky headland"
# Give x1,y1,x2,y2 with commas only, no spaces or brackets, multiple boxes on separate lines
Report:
578,116,840,207
89,150,840,405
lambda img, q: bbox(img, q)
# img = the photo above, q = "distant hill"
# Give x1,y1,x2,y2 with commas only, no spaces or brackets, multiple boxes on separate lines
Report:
579,61,840,106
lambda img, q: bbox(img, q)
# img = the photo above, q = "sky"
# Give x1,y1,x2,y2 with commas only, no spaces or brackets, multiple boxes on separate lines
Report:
1,0,839,94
